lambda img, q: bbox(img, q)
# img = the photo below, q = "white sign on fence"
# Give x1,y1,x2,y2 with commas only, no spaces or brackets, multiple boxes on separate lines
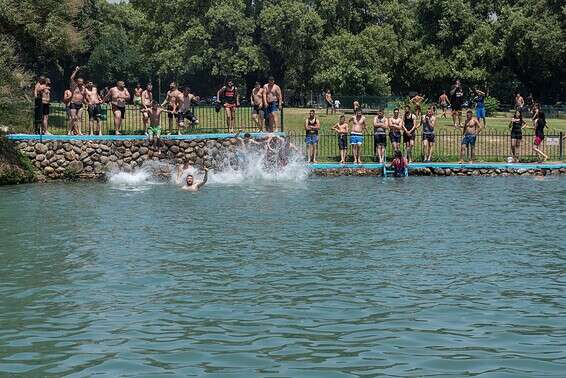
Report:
547,137,560,146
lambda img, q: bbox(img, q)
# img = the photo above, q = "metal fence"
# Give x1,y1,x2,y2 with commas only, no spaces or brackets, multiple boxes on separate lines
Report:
24,103,283,135
288,130,565,162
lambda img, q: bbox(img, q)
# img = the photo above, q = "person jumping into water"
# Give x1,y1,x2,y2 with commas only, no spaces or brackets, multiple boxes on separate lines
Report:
140,101,166,149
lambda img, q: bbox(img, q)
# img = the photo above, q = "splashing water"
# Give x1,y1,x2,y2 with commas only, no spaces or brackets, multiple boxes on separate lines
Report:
107,162,169,191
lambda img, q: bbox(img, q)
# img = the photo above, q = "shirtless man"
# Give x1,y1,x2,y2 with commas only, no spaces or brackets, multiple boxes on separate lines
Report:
305,109,320,163
104,81,130,135
353,100,360,112
33,76,46,132
515,93,525,112
141,83,153,132
35,78,51,135
388,108,403,153
324,89,334,115
133,83,143,107
263,76,283,132
373,109,388,163
450,80,465,128
162,82,182,134
140,101,165,147
178,87,200,131
349,108,368,164
438,91,450,118
69,66,86,135
217,80,239,133
250,82,265,131
410,93,425,119
459,110,482,163
84,81,103,135
422,106,437,162
332,115,349,164
177,166,209,192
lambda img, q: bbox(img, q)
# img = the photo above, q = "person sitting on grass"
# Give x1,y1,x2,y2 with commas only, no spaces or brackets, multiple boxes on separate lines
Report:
458,110,482,163
390,150,408,177
332,115,349,164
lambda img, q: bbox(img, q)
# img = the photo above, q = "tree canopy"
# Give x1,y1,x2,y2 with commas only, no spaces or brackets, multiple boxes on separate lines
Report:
0,0,564,102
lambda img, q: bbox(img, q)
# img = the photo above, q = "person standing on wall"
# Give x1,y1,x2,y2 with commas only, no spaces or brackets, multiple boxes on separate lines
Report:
34,78,52,135
305,109,320,163
402,106,418,163
422,106,436,162
250,82,265,132
104,81,131,135
68,66,87,135
458,110,482,163
162,82,182,134
263,76,283,132
450,80,464,128
217,79,239,133
332,115,349,164
33,76,46,133
141,83,153,134
508,110,526,163
373,109,388,163
85,81,103,135
349,108,368,164
530,110,548,162
388,108,403,153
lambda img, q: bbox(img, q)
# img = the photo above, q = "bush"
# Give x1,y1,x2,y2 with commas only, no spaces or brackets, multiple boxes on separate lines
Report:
484,96,500,116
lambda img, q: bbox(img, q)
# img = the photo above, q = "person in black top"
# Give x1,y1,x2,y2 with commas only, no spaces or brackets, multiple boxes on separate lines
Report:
530,111,548,162
450,80,464,128
508,110,526,163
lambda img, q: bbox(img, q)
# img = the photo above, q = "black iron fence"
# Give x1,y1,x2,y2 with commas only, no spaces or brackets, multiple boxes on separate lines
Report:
288,130,565,162
23,103,283,135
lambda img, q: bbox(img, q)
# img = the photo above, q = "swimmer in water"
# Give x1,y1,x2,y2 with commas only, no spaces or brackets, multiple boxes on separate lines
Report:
176,164,209,192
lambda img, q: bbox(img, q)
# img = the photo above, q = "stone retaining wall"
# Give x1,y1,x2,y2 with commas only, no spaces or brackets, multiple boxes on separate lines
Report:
15,138,242,180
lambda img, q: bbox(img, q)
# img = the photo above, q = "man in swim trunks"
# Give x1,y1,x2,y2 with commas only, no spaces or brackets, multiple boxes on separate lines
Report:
140,101,165,148
474,88,487,128
34,78,52,135
133,83,143,107
69,66,86,135
352,100,360,112
216,79,240,133
250,82,265,131
162,82,183,134
459,110,482,163
373,109,388,163
263,76,283,132
85,81,103,135
324,89,334,115
421,106,436,162
305,109,320,163
141,83,153,131
450,79,464,128
515,93,525,112
104,80,130,135
438,91,450,118
177,87,200,133
332,115,349,164
388,108,403,153
402,106,418,163
349,108,368,164
33,76,46,133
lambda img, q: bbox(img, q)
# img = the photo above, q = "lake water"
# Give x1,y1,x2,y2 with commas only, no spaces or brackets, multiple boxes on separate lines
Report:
1,169,566,377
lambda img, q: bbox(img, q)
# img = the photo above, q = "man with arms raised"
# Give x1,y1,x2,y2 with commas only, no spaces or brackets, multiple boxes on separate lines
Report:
349,108,368,164
68,66,86,135
250,82,265,131
263,76,283,132
458,110,482,163
104,81,130,135
162,82,182,134
84,81,103,135
176,166,209,192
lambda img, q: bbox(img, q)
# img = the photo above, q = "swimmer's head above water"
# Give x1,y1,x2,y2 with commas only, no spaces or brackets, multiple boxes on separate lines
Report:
185,175,194,186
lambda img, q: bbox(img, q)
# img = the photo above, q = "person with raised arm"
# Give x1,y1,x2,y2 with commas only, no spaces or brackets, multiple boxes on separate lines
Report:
104,80,130,135
332,115,349,164
349,108,368,164
373,109,388,163
84,81,103,135
474,88,487,127
402,106,418,163
68,66,87,135
508,110,526,163
178,166,209,192
263,76,283,132
422,106,437,162
305,109,320,163
458,110,482,163
217,79,239,133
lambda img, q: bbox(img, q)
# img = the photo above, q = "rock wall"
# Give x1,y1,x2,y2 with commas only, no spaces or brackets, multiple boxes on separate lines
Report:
14,138,242,180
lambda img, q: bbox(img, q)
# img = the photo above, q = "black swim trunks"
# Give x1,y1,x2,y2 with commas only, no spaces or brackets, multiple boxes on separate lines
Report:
374,133,387,146
389,132,401,144
338,134,348,150
69,102,83,110
423,133,435,143
112,104,126,119
41,103,50,116
88,104,102,120
403,132,415,143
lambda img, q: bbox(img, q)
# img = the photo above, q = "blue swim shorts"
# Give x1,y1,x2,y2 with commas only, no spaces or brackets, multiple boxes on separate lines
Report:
350,134,364,145
462,134,477,146
305,134,319,145
476,107,485,119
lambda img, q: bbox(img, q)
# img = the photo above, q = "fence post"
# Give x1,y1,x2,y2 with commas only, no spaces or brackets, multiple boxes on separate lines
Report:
560,132,564,161
280,106,284,133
